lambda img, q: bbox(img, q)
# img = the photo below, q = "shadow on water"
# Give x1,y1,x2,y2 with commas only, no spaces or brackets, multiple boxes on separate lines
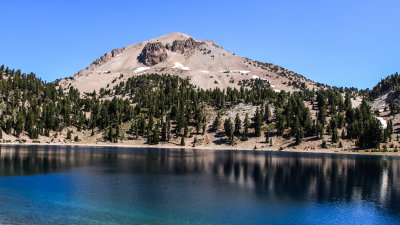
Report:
0,145,399,218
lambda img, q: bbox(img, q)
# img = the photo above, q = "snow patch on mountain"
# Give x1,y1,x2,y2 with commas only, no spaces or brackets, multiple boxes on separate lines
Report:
134,67,150,73
251,75,267,81
172,62,190,70
377,117,387,129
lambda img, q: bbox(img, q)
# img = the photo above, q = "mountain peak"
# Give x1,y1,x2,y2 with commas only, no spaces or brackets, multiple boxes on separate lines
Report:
147,32,194,45
60,33,321,95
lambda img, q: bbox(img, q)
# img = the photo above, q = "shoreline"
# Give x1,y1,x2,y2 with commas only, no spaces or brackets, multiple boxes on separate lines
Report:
0,142,399,157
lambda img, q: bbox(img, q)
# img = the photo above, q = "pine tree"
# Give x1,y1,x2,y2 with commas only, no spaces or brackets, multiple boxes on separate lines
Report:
161,122,167,141
147,125,152,144
180,136,185,146
276,111,285,136
106,126,112,142
15,111,25,136
130,121,136,134
321,140,328,149
115,124,120,142
387,119,393,141
224,118,234,144
253,108,263,137
196,120,201,134
318,106,327,126
166,116,171,141
332,126,339,143
264,104,270,123
344,93,352,110
152,123,159,144
315,120,323,139
304,110,314,137
214,113,222,131
294,117,303,145
67,130,72,140
264,131,270,143
5,118,12,134
183,119,188,137
243,113,250,141
148,115,154,131
234,113,241,136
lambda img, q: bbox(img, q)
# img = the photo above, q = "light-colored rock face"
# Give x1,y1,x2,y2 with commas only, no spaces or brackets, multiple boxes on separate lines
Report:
58,32,320,94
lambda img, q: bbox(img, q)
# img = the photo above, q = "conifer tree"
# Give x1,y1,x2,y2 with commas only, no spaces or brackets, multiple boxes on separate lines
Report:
315,120,323,139
264,104,270,123
180,136,185,146
161,122,167,141
276,111,285,136
264,131,270,143
332,126,339,143
213,114,221,131
5,118,12,135
115,124,120,142
152,123,159,144
294,117,303,145
243,113,250,141
253,108,263,137
224,118,234,144
234,113,241,136
67,130,72,140
15,111,25,136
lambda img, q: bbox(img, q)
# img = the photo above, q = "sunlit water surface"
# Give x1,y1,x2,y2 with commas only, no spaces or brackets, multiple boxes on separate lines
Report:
0,145,399,224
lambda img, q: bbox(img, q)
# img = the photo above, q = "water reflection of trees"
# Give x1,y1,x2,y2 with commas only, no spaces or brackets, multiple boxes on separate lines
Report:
0,147,211,176
0,146,399,215
210,151,400,216
0,146,97,176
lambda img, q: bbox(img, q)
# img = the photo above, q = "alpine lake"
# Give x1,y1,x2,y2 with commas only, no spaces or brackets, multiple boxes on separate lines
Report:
0,145,399,224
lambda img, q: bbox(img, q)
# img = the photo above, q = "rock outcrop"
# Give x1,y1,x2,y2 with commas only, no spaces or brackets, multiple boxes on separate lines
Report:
170,37,203,54
92,47,126,66
137,42,168,66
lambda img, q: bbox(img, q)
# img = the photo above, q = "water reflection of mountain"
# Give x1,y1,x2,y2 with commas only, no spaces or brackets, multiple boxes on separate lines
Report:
0,146,399,216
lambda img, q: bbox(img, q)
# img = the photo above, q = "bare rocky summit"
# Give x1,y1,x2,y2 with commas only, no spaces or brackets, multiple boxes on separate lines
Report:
58,32,323,94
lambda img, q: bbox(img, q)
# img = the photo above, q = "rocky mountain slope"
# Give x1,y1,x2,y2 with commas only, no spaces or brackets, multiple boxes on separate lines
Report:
369,72,400,111
58,32,323,94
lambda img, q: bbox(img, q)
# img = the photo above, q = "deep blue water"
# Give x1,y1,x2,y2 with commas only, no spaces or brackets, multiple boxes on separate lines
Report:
0,146,399,224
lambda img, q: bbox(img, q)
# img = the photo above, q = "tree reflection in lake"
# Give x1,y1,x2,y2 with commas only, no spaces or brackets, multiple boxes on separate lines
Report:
0,145,399,218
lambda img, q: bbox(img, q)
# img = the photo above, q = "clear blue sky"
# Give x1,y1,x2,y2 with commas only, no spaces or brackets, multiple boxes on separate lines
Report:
0,0,398,89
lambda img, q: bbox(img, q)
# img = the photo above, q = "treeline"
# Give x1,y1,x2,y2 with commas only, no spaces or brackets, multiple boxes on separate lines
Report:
0,65,394,149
